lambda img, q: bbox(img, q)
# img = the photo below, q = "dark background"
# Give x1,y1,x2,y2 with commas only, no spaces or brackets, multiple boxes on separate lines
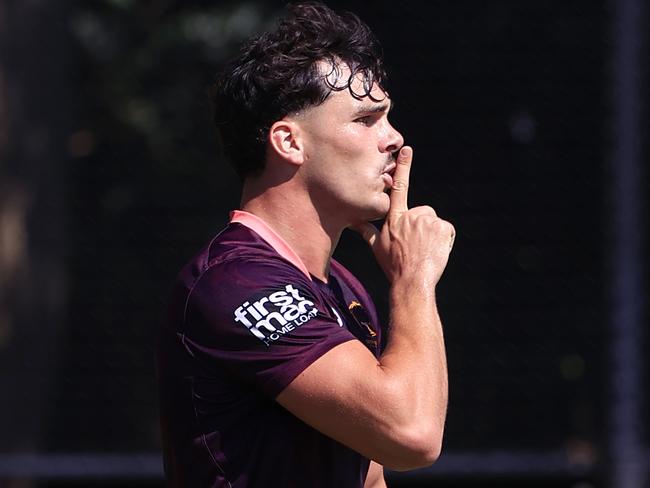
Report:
0,0,647,486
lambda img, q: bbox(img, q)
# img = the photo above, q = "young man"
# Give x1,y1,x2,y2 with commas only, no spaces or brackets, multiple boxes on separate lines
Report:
157,2,455,487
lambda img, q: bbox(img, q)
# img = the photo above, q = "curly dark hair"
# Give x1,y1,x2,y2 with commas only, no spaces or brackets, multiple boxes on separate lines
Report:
210,1,387,179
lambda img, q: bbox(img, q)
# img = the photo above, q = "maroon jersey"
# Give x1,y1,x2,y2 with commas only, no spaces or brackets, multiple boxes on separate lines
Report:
157,211,383,487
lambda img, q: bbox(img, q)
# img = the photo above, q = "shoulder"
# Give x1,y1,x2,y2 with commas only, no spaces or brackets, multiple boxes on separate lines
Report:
167,223,316,328
176,222,310,294
190,253,316,318
179,228,327,336
187,238,317,317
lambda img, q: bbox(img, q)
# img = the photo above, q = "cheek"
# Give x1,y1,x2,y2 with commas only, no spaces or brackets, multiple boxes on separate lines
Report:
303,126,379,183
305,127,356,163
329,127,366,157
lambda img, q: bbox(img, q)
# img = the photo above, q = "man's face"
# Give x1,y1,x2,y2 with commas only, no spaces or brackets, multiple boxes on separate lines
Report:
292,66,404,226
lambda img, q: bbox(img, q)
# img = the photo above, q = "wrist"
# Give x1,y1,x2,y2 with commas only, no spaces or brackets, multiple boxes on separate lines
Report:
390,275,437,305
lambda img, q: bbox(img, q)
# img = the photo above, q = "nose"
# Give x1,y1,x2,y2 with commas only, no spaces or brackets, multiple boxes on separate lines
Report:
382,121,404,155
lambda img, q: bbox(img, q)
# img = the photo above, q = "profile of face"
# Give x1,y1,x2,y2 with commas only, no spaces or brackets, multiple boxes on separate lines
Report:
291,64,404,226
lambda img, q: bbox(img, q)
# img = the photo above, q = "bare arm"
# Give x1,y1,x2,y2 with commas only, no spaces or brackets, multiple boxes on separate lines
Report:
277,146,453,470
364,461,387,488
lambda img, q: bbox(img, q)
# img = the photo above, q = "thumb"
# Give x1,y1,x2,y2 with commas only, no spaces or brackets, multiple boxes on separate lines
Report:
349,222,380,249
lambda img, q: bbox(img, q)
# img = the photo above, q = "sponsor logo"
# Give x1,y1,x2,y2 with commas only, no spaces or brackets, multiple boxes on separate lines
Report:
233,284,319,346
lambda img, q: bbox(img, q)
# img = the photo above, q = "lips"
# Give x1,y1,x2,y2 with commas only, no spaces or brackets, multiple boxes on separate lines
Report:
382,162,396,188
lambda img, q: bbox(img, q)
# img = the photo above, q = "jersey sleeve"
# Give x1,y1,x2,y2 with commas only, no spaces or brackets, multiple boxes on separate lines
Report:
180,257,357,398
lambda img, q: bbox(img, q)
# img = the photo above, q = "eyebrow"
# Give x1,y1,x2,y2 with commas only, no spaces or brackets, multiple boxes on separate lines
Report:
353,99,394,116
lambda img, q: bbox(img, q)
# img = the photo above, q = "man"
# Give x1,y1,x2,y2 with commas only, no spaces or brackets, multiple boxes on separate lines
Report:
157,2,455,487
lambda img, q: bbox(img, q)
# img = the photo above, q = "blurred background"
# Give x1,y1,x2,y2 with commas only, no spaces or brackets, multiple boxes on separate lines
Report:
0,0,647,487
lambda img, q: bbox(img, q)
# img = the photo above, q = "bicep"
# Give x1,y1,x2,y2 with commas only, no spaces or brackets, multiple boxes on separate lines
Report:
275,339,405,465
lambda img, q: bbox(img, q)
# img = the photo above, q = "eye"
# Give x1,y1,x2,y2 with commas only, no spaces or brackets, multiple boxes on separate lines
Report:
354,116,372,125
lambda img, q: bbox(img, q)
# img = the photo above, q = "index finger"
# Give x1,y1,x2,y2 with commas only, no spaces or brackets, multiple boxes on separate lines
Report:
388,146,412,217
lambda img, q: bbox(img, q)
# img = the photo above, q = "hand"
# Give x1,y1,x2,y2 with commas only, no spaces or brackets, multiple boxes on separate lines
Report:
351,146,455,285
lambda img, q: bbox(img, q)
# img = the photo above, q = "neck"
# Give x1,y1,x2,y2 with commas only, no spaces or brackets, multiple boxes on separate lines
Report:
241,180,343,282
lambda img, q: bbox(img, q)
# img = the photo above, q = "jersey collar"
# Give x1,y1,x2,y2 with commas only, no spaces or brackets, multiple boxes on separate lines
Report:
230,210,312,281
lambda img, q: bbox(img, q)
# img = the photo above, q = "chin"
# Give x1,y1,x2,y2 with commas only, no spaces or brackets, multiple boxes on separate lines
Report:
361,196,390,222
339,192,390,225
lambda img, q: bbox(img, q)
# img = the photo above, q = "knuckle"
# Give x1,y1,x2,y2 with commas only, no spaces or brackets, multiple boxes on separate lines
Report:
441,220,454,233
436,219,451,232
414,214,436,230
392,180,408,191
423,206,437,217
410,205,437,217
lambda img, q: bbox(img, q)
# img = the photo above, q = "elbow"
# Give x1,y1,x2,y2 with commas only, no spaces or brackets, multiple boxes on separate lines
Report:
380,422,443,471
412,430,443,468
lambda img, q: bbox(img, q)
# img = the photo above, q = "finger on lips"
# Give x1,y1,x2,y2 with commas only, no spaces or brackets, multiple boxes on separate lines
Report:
389,146,413,215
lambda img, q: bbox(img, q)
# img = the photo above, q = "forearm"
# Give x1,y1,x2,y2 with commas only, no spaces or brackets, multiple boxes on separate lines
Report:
382,278,448,416
375,276,448,465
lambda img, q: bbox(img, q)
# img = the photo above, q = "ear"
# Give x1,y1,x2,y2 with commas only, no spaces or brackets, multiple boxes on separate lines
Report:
268,119,304,166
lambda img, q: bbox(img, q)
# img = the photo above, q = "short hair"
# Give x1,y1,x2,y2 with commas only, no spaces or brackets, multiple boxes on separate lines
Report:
210,1,387,179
